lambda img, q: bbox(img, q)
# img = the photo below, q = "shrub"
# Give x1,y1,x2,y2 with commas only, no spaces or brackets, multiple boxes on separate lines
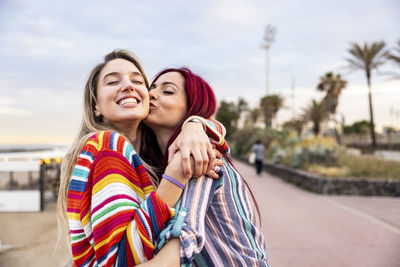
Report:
267,130,340,168
231,126,280,156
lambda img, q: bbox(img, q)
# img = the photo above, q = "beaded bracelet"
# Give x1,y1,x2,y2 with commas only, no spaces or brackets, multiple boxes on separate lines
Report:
162,174,185,189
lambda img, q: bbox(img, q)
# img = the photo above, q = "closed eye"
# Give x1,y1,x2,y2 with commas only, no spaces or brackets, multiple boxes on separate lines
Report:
132,80,144,85
107,80,119,85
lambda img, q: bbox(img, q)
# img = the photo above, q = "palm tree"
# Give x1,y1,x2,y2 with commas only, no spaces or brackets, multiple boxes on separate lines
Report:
282,117,306,135
317,72,347,115
303,99,328,136
317,72,347,143
387,40,400,79
260,94,284,128
346,41,388,148
216,98,248,139
245,107,261,127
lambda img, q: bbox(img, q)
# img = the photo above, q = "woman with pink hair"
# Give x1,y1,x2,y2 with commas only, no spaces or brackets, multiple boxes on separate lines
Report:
144,68,270,266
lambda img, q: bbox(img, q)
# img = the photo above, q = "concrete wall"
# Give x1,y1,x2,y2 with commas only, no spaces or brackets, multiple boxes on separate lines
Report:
236,156,400,197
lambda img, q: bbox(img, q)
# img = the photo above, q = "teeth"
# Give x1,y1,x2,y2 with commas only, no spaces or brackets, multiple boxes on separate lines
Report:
119,98,138,106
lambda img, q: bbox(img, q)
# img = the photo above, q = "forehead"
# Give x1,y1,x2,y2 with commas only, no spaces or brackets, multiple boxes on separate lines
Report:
156,72,184,86
100,58,141,77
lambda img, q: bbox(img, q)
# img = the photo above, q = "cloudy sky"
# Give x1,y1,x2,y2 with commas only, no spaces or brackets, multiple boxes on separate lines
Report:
0,0,399,144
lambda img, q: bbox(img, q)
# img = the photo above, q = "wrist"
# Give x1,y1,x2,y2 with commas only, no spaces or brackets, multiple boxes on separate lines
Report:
162,174,185,189
182,120,206,132
164,168,187,185
183,116,207,131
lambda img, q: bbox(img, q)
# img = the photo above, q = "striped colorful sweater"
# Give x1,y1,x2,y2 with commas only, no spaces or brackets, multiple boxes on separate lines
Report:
67,118,228,266
67,131,174,266
156,159,270,266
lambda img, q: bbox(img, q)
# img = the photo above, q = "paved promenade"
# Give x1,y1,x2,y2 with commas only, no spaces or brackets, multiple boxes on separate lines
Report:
1,161,399,266
234,160,400,267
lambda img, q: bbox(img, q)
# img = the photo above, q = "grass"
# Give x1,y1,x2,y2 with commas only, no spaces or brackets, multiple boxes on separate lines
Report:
304,153,400,179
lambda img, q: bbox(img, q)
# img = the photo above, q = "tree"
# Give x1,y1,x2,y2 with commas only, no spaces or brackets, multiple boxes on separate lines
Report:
316,72,347,115
303,99,328,136
343,120,370,135
236,97,248,118
216,101,236,139
387,40,400,79
346,41,388,148
216,98,248,139
282,117,306,135
244,107,261,127
317,72,347,143
260,94,284,128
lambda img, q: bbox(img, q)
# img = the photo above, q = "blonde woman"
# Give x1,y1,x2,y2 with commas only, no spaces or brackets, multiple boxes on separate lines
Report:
58,50,227,266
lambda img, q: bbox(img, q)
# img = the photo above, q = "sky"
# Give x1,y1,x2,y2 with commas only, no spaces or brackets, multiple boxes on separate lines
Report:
0,0,399,144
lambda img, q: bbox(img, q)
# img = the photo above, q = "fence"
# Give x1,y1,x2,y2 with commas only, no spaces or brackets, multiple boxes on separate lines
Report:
0,158,61,212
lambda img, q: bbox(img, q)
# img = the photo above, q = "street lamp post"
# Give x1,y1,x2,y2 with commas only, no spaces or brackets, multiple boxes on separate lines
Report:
261,24,276,95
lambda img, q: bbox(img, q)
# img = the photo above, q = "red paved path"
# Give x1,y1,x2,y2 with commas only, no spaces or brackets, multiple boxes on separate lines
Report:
234,160,400,267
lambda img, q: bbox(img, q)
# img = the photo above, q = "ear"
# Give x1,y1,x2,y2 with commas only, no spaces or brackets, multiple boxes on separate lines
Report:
94,105,101,117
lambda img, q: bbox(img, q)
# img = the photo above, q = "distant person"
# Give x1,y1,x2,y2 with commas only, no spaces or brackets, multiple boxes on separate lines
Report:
252,140,265,175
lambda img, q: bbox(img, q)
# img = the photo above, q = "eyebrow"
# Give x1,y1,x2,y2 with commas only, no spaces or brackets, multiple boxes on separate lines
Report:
103,71,142,81
150,81,178,90
161,81,178,89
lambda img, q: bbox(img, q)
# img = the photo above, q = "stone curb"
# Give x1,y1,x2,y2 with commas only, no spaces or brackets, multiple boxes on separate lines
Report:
235,155,400,197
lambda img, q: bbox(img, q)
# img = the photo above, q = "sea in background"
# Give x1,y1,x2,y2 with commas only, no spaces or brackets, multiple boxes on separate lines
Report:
0,142,399,175
0,144,69,189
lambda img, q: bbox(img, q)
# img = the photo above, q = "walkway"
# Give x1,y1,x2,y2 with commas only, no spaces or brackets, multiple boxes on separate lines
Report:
234,160,400,267
1,161,399,266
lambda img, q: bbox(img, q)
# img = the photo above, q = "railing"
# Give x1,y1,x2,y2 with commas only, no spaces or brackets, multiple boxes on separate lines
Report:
39,158,61,211
0,157,61,211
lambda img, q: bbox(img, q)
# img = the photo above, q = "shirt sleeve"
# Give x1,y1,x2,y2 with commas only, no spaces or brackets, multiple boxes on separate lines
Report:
88,142,174,265
155,175,223,265
183,115,230,156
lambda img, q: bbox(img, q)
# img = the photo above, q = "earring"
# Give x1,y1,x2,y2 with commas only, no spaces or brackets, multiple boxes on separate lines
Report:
94,105,101,117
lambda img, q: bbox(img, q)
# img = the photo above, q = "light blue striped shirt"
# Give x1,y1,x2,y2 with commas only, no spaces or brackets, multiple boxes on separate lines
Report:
156,159,270,266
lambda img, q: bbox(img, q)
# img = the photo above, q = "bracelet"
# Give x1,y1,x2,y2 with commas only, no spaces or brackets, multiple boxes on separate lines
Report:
162,174,185,189
183,116,207,131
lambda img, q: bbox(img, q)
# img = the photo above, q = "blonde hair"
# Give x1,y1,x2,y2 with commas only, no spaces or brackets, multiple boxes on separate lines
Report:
57,49,156,245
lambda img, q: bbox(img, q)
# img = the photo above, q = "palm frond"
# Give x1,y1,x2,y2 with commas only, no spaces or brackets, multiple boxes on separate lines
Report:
346,41,388,74
387,40,400,65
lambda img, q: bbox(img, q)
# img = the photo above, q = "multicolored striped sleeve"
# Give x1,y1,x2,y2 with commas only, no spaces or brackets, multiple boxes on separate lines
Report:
91,145,174,265
155,175,222,265
69,131,175,266
68,141,98,266
183,116,230,156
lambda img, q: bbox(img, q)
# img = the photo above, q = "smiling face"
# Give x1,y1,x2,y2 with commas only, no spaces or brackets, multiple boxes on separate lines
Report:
95,58,149,131
145,71,188,132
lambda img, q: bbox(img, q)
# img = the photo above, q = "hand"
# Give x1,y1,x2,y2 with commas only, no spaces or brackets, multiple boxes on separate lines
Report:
205,147,224,179
164,151,195,185
168,122,215,178
158,152,195,207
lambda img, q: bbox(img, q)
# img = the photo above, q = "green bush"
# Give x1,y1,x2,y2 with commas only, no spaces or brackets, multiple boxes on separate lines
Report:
230,126,280,156
337,153,400,179
267,130,340,168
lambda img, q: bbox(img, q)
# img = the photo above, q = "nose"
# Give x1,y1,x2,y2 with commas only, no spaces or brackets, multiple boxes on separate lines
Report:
149,90,159,100
121,77,135,92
